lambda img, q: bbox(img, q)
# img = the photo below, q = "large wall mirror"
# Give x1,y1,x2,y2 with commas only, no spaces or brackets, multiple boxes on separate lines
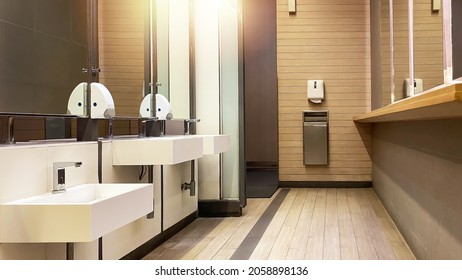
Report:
1,0,190,125
378,0,450,108
98,0,191,123
0,0,89,114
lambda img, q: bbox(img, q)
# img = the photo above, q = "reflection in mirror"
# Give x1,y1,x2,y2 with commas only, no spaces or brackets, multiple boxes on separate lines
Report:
393,0,410,102
0,0,88,114
156,0,169,100
168,0,190,120
97,0,149,135
380,0,392,106
98,0,145,118
98,0,191,137
413,0,444,93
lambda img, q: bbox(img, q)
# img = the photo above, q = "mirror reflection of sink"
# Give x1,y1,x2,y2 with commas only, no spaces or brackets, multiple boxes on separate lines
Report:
200,134,230,155
112,135,204,166
0,183,153,243
112,134,230,166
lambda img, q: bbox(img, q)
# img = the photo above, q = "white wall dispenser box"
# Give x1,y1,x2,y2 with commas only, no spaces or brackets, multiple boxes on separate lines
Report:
307,80,324,104
404,78,423,98
67,82,116,118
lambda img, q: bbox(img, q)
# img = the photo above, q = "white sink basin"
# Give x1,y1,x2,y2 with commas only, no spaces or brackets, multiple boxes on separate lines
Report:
201,134,230,155
0,183,153,243
112,136,203,166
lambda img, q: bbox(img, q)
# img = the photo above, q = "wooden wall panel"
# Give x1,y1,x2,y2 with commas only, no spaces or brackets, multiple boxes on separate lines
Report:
98,0,145,135
13,118,45,142
277,0,372,182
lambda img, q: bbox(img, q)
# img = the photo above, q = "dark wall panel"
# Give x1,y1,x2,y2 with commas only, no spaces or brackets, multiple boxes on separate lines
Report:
0,0,34,28
244,0,278,165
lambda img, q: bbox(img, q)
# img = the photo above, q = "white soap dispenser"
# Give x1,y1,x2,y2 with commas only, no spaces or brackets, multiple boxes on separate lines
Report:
139,93,173,120
404,78,423,97
67,82,88,116
307,80,324,104
67,82,116,118
90,82,116,118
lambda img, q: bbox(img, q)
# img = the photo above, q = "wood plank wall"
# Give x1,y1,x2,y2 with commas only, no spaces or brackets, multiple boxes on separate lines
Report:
392,0,410,102
6,118,45,142
380,0,392,106
98,0,145,134
277,0,372,182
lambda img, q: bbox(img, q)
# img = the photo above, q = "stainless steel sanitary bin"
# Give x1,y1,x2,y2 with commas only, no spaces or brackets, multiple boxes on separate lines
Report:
303,110,328,165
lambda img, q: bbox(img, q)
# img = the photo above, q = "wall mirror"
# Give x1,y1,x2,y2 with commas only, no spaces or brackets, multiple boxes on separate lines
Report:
1,0,190,123
378,0,451,108
0,0,89,115
98,0,191,123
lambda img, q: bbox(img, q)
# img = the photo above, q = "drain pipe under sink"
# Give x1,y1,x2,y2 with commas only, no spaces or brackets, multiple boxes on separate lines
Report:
181,160,196,196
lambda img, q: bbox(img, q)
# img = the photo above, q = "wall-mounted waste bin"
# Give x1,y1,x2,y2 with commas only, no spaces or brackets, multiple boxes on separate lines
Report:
303,110,328,165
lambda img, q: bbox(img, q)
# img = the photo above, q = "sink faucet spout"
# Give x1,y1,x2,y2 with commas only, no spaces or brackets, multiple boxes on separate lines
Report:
184,119,201,135
52,162,82,194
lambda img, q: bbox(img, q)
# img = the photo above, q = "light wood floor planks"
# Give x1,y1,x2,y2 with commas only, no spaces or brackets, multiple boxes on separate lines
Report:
143,188,415,260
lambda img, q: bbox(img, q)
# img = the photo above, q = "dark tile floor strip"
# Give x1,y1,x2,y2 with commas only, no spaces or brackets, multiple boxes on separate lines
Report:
229,189,289,260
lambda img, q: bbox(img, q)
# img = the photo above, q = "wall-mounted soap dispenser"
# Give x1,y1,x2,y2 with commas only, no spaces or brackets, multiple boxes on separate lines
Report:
307,80,324,104
404,78,423,98
139,93,173,120
67,82,116,118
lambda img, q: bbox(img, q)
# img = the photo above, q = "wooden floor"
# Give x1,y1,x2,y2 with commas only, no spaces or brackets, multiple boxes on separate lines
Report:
143,188,415,260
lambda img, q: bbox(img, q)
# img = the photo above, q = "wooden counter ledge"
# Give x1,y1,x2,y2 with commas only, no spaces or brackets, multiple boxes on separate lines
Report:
354,83,462,123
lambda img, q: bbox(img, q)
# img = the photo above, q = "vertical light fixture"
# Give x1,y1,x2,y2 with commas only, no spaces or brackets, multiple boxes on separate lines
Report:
442,0,453,83
288,0,296,14
390,0,395,103
408,0,415,97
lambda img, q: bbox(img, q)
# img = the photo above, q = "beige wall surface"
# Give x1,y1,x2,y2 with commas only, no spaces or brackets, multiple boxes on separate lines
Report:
277,0,372,182
373,120,462,259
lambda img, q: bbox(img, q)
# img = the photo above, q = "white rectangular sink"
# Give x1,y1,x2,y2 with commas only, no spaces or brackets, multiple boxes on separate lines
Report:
201,134,230,155
0,183,153,243
112,136,203,166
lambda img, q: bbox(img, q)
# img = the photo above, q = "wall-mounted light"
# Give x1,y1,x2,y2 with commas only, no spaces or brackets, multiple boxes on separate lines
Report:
288,0,296,14
432,0,441,12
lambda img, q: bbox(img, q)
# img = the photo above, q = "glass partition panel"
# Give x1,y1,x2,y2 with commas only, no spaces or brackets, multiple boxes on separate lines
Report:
220,0,241,200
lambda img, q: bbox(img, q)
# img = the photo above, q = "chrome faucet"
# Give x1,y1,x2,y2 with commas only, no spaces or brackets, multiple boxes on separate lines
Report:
52,162,82,194
184,119,200,135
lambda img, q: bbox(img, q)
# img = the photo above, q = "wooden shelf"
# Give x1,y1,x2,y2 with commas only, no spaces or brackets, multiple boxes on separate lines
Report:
354,83,462,123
